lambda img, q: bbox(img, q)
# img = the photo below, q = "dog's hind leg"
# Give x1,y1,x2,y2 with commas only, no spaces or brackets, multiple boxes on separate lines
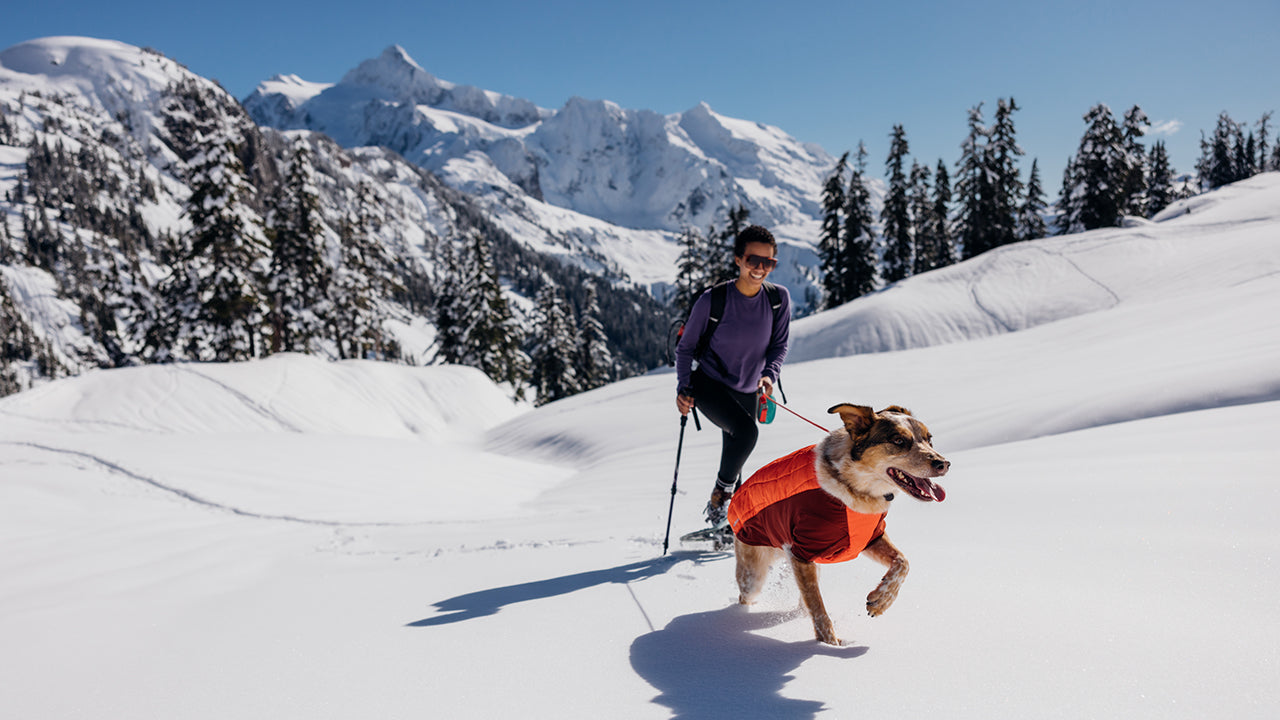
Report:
789,554,839,645
735,539,782,605
863,534,909,617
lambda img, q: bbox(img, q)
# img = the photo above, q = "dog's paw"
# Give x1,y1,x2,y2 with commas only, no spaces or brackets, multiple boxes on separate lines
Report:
865,587,898,617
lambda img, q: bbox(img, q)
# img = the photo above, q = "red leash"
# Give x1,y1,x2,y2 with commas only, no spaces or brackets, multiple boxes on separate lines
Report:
770,398,831,433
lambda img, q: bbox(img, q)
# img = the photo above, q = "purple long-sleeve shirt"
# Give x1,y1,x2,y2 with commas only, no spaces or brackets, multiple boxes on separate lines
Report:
675,282,791,395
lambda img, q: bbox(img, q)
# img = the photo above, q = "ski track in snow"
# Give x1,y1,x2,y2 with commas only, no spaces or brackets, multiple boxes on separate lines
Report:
1,440,411,528
172,365,305,433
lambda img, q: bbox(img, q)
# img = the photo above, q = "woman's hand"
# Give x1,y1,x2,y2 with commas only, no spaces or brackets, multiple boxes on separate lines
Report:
757,376,774,399
677,393,695,416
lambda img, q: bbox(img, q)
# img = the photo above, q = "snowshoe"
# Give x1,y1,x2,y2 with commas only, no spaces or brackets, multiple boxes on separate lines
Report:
679,523,735,551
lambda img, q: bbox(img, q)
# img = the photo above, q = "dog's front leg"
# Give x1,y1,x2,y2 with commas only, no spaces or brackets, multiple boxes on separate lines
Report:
863,535,909,617
789,554,839,645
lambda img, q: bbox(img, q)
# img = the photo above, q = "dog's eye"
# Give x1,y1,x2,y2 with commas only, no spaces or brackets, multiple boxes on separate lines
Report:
893,437,908,447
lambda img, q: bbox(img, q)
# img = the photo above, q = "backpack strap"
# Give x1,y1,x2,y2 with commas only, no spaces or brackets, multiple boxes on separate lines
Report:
691,282,730,369
763,281,781,312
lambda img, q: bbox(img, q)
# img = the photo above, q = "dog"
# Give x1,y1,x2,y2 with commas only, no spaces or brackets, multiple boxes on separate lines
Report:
728,403,950,645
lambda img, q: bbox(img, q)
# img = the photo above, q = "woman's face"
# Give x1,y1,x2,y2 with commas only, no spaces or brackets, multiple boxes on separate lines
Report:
735,241,778,289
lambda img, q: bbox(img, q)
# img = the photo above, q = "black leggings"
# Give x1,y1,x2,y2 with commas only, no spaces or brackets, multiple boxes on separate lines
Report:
690,371,758,491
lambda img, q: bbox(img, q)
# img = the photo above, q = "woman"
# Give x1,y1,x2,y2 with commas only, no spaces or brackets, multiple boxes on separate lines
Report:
675,225,791,528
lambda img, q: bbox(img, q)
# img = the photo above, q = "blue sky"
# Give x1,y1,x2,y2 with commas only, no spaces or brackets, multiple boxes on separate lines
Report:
5,0,1278,194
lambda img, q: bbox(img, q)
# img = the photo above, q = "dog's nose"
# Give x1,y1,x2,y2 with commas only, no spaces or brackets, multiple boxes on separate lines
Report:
933,458,950,473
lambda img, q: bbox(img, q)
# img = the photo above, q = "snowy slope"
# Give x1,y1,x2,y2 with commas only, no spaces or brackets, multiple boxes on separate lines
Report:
3,176,1280,718
788,172,1280,361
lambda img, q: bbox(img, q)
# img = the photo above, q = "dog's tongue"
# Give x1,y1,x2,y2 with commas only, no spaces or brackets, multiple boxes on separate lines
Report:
927,480,946,502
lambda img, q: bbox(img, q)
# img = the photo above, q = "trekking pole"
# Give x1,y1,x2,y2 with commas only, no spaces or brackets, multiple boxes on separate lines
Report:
661,414,689,556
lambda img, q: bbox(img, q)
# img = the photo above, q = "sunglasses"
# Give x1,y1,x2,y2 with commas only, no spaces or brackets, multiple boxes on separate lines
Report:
743,254,778,270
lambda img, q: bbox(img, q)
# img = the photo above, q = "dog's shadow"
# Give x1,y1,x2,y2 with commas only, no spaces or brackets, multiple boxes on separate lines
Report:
631,605,868,719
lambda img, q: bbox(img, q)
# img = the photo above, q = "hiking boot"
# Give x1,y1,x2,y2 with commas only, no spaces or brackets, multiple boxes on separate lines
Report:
704,486,732,528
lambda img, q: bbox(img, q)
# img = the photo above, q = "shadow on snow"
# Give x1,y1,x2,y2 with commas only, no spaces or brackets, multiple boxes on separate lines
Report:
407,550,866,717
406,551,718,627
630,605,867,719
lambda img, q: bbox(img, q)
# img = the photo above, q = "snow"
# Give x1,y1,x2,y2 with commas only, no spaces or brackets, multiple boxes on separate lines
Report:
4,166,1280,719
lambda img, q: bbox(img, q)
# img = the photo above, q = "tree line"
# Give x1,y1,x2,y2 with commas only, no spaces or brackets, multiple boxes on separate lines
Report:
814,99,1279,309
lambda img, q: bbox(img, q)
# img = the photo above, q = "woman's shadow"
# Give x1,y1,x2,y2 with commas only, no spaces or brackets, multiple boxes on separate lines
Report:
406,552,719,627
630,605,867,719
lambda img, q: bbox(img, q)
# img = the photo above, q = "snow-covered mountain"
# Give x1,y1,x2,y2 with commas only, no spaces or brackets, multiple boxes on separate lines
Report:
244,45,842,298
0,37,668,394
3,170,1278,718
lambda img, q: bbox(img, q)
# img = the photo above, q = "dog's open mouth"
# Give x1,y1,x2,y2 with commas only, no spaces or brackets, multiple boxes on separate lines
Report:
888,467,947,502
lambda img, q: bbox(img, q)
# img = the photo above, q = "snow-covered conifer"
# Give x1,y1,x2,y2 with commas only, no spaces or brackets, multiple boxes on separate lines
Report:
327,187,394,360
843,143,878,301
819,151,849,308
1119,106,1150,218
930,160,956,268
1146,142,1176,217
576,282,614,391
1059,104,1126,232
882,125,913,283
1017,158,1049,241
988,98,1024,248
955,103,994,258
450,231,529,397
265,140,329,354
530,284,582,405
156,122,270,362
908,160,935,275
674,226,715,315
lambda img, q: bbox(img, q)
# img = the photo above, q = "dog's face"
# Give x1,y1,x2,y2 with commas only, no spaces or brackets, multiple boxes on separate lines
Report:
829,404,950,502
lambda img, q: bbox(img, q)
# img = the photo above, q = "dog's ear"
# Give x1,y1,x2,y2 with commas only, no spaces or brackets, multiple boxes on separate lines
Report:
828,404,875,436
881,405,913,416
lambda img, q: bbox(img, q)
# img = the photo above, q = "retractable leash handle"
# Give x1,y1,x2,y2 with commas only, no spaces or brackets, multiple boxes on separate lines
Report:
756,389,776,424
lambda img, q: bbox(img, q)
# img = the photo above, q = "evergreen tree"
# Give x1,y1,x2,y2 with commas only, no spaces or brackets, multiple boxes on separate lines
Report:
1146,141,1176,217
926,159,957,270
1119,105,1150,218
328,185,395,360
157,123,270,362
843,142,879,301
907,160,934,275
881,124,913,283
529,285,582,406
955,103,994,258
711,206,750,284
431,241,467,366
1016,158,1049,241
1059,104,1126,232
453,231,530,397
987,97,1024,249
575,281,614,391
819,151,849,308
1198,112,1239,190
673,225,716,314
725,205,750,243
1259,112,1273,172
265,140,329,354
